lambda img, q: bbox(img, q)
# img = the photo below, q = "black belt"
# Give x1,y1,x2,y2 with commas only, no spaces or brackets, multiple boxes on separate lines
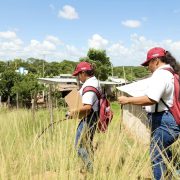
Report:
148,110,169,115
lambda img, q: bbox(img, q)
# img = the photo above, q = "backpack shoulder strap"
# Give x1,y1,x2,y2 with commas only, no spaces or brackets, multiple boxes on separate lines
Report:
162,67,175,75
161,67,180,103
82,86,101,100
160,98,170,109
160,68,174,110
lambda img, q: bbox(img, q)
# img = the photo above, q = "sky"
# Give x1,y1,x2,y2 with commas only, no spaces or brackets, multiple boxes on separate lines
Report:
0,0,180,66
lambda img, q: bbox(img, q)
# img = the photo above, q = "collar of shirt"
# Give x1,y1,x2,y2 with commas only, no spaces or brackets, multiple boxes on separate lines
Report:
85,76,96,82
155,64,172,71
79,76,98,93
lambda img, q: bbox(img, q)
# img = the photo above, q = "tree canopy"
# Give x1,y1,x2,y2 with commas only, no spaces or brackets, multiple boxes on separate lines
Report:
0,48,150,107
80,48,112,80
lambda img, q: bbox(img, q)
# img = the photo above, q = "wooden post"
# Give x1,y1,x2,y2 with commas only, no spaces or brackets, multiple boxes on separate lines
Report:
49,84,54,129
31,98,35,120
42,90,45,103
76,78,81,90
0,96,1,107
7,95,10,109
119,91,123,132
16,92,19,109
120,105,123,131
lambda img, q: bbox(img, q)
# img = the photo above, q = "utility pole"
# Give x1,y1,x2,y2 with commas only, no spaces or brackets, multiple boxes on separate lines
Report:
111,62,114,77
123,66,126,84
43,54,45,78
42,54,45,104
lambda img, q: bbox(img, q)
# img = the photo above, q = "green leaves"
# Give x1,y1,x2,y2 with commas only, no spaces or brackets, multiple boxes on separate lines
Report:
113,66,150,82
0,54,150,107
80,48,112,80
0,69,20,96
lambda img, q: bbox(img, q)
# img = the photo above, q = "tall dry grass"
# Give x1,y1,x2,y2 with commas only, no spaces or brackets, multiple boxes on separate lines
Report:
0,102,179,180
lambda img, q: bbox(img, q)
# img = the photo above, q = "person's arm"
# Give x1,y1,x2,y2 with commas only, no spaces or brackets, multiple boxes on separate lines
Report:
118,95,157,106
69,104,92,119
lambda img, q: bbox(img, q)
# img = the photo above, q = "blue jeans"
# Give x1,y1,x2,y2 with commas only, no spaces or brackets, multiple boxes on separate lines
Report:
75,111,98,170
148,111,180,180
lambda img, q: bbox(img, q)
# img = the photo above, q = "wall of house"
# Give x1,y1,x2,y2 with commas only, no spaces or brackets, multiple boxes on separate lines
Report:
118,91,150,145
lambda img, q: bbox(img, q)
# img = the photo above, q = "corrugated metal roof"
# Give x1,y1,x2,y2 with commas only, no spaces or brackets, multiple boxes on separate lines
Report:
38,78,77,84
38,77,122,85
108,77,127,83
100,81,123,85
56,84,78,91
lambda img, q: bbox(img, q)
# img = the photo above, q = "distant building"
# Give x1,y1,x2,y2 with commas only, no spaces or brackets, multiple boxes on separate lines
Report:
15,67,28,75
37,75,127,100
108,76,127,85
100,76,127,99
38,77,77,85
54,74,76,79
38,76,78,98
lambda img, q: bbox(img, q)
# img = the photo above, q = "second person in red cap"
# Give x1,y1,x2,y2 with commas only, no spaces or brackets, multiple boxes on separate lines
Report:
69,61,101,173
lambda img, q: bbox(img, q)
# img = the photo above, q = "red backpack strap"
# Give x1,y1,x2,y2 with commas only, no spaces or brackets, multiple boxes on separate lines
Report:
82,86,101,99
162,67,175,74
161,67,180,101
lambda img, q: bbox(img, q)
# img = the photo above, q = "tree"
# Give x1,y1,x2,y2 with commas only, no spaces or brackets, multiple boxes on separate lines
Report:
9,58,29,71
113,66,150,81
87,48,111,65
12,73,44,108
27,58,47,76
0,69,21,107
44,62,61,77
80,49,112,80
60,60,77,74
0,61,6,73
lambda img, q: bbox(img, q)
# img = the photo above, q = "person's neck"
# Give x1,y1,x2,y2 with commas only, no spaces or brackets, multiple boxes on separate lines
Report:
156,62,167,69
85,76,90,81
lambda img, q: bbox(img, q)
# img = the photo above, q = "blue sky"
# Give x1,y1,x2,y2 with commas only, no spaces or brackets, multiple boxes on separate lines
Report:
0,0,180,66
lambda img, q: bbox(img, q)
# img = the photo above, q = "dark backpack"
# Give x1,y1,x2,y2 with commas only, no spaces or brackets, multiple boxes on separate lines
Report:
161,68,180,125
82,86,113,132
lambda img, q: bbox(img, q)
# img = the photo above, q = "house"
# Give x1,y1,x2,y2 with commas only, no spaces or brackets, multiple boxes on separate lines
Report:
116,78,150,145
38,76,78,98
108,76,127,85
100,77,127,99
37,75,127,102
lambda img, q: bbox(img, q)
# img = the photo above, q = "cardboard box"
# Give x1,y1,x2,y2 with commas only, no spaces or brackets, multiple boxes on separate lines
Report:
65,88,83,111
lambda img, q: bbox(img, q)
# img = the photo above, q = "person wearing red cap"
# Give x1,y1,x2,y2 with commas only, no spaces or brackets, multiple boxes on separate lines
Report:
118,47,180,179
69,61,101,173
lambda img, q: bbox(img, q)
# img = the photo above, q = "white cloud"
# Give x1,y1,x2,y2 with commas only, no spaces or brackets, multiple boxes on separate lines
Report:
108,43,129,57
1,42,20,51
56,45,85,61
45,35,62,45
88,34,108,49
0,31,17,39
58,5,79,20
107,33,180,66
24,39,57,57
66,45,82,56
121,20,141,28
0,30,23,53
1,30,180,66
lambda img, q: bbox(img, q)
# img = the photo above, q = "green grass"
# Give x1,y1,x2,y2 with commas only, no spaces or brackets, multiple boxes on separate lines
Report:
0,102,179,179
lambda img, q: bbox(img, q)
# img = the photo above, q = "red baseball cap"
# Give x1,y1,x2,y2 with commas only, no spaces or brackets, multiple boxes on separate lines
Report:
72,62,93,76
141,47,166,66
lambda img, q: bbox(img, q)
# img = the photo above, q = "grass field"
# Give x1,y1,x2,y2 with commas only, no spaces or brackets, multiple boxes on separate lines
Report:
0,102,179,180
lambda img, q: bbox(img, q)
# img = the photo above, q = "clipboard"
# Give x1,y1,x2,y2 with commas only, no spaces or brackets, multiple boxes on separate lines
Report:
64,88,83,111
